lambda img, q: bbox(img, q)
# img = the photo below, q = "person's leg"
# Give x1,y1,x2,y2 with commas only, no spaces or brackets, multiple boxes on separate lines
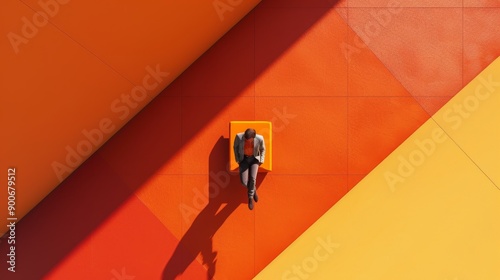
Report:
239,158,249,188
247,158,259,200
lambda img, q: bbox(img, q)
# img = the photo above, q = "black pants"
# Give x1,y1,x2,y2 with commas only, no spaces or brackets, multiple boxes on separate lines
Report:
239,156,259,198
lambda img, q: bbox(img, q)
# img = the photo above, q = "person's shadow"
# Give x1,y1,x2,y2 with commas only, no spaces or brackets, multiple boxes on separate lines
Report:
162,136,266,279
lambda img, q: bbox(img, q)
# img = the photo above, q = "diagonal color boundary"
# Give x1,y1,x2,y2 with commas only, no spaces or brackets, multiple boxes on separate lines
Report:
254,56,500,279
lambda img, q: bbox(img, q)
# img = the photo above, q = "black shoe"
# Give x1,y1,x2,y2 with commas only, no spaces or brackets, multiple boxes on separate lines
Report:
253,193,258,203
248,198,254,210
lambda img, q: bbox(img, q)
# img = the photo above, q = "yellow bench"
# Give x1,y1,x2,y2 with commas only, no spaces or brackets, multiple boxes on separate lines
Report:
229,121,272,172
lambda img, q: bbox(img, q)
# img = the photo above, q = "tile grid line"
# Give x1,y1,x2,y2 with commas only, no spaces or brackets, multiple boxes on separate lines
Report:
427,117,500,191
154,173,365,176
462,0,464,87
257,6,472,9
189,95,457,97
346,0,350,194
180,73,185,267
253,6,257,277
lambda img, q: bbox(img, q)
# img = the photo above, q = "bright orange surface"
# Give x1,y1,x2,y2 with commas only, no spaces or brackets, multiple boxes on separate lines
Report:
2,1,500,280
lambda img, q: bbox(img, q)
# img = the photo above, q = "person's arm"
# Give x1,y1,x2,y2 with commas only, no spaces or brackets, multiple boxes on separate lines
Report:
233,134,240,164
259,137,266,164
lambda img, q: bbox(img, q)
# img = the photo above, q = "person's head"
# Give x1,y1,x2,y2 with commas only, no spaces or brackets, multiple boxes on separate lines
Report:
244,128,256,140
